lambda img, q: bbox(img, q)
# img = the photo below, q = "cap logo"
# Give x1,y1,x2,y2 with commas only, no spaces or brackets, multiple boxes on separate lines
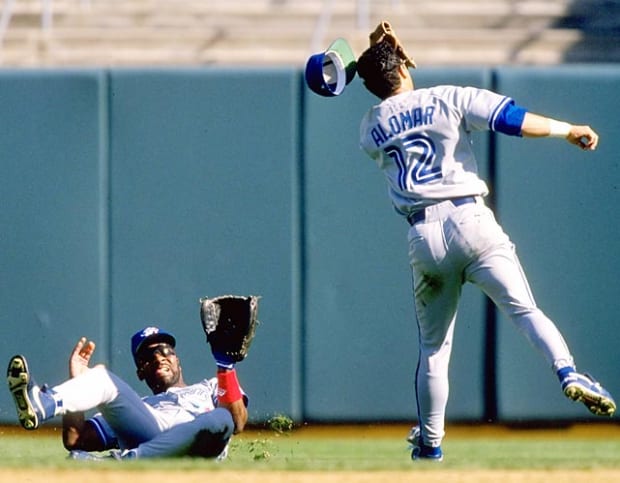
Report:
141,327,160,337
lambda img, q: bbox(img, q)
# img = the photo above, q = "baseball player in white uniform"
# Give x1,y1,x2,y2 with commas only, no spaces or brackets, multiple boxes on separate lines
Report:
7,326,248,460
355,30,616,461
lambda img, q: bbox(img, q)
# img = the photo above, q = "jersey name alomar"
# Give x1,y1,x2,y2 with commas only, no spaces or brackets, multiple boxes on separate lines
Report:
359,85,512,215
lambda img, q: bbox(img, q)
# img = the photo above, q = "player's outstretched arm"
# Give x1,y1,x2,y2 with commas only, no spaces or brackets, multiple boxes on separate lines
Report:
520,112,599,150
565,124,599,150
62,413,107,451
215,367,249,433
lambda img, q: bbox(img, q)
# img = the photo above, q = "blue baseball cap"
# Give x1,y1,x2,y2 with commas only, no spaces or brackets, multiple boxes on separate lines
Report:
131,326,176,365
305,38,357,97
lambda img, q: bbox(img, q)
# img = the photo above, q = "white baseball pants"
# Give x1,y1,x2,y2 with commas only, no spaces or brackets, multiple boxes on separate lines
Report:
408,198,574,447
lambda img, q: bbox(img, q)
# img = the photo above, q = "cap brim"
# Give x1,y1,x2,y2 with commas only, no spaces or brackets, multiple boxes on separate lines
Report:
326,38,357,84
305,38,357,97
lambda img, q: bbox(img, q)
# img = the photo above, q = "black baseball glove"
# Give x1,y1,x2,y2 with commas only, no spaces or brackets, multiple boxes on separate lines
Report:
199,295,260,363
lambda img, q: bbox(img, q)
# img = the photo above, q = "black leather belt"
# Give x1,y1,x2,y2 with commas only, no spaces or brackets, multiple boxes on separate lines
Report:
407,196,477,226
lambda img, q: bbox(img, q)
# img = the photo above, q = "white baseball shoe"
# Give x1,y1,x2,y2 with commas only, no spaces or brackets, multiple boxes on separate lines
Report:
68,449,137,461
406,426,443,461
561,372,616,417
6,355,56,430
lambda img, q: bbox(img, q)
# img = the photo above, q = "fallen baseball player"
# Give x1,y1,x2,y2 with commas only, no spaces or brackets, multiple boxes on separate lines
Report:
6,295,259,460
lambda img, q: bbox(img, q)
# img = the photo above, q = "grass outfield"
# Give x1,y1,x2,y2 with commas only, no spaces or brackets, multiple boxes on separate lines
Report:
1,423,619,481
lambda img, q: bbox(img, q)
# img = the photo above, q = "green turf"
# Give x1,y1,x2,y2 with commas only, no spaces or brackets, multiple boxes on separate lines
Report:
1,431,619,471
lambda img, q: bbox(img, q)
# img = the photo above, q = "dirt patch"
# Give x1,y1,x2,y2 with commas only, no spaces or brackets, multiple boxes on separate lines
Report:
2,469,620,483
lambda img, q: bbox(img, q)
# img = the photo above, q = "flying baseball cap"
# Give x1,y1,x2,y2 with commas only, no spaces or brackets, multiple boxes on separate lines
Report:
131,326,176,365
305,38,357,97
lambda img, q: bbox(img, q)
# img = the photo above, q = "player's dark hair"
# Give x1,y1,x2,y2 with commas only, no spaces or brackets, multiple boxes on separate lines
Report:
357,41,404,99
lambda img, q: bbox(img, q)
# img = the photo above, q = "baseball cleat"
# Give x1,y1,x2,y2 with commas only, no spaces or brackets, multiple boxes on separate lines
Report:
68,449,136,461
407,426,443,462
561,372,616,417
6,355,55,430
68,450,117,461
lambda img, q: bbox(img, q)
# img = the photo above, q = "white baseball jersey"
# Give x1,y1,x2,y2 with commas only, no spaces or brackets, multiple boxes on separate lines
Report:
141,378,219,427
85,374,246,454
359,85,513,216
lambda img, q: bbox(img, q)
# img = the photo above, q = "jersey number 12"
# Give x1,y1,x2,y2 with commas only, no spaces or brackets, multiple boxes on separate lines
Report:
384,134,442,189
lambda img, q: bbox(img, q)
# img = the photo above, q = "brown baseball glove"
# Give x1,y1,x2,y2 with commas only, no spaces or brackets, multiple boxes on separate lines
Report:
369,20,416,68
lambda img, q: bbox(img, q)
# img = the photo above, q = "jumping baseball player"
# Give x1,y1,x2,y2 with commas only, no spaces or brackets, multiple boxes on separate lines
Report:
6,296,259,460
352,22,616,461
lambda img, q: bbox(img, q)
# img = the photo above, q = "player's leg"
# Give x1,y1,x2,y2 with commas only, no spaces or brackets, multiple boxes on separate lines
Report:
53,366,162,448
462,206,615,416
5,355,121,431
130,408,235,458
452,202,574,369
408,218,463,457
467,243,575,368
7,358,162,442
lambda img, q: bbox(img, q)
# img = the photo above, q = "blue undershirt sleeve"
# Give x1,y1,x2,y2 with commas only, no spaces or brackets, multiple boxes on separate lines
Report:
492,101,527,137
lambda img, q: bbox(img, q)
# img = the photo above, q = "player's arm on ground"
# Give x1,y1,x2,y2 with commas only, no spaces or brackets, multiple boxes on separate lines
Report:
62,413,108,451
520,112,599,150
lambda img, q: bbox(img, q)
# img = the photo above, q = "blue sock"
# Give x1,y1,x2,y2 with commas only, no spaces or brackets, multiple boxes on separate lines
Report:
556,366,576,382
40,385,60,419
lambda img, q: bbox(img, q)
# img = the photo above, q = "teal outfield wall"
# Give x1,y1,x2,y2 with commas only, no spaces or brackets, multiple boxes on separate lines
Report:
1,66,619,426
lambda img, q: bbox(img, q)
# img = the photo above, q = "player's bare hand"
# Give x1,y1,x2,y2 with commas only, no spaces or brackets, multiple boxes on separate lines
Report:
69,337,96,378
567,125,598,151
